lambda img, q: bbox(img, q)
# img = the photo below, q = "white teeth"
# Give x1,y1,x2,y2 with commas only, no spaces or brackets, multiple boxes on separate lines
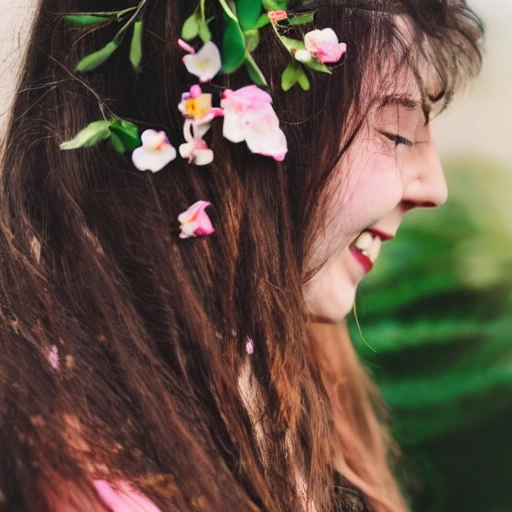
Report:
352,230,382,263
353,231,373,251
366,237,382,263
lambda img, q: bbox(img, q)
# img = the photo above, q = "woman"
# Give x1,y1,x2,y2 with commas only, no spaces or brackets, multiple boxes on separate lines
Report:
0,0,482,510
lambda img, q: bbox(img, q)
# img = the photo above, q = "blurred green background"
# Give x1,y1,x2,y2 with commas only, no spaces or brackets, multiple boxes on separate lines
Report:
348,3,512,511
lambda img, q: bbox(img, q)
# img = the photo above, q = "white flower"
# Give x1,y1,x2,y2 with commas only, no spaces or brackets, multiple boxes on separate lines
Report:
221,85,288,162
131,130,177,172
182,41,222,83
179,120,214,166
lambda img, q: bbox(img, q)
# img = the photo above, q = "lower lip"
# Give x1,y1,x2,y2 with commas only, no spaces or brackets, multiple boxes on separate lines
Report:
349,247,373,273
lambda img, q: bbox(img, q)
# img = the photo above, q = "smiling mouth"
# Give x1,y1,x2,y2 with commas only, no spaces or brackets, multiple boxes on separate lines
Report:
349,229,387,273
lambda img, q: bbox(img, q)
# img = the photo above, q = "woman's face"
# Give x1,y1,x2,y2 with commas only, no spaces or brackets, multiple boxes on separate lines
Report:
304,68,448,324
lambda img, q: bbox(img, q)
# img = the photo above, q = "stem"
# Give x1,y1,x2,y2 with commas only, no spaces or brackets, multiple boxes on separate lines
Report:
114,0,148,43
268,18,293,57
217,0,238,22
245,52,268,86
47,55,116,121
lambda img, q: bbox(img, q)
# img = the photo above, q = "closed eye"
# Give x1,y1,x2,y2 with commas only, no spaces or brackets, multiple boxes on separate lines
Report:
381,132,413,147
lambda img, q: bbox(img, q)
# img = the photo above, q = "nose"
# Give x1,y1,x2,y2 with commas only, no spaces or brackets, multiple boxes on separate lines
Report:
401,132,448,209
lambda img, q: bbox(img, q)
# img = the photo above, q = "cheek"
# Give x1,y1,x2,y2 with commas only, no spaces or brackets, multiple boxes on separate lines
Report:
339,153,403,220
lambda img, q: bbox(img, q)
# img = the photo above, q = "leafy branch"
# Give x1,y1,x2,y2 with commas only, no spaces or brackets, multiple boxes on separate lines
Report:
64,0,147,73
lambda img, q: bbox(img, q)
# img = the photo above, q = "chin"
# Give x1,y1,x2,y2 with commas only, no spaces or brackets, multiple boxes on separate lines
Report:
306,286,357,325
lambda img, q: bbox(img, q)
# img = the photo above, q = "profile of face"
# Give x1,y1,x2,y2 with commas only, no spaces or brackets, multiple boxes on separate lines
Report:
304,65,448,324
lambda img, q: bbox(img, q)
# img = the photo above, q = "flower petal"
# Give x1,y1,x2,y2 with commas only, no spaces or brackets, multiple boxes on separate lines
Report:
182,41,222,82
179,142,194,160
192,148,214,166
294,49,313,62
244,119,288,161
177,38,195,54
304,28,347,64
222,106,246,143
94,480,161,512
178,200,215,239
132,130,177,172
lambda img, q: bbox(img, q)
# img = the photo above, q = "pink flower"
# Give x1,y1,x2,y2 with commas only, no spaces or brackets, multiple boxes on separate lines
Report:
48,345,59,370
132,130,177,172
220,85,288,162
178,200,215,239
245,337,254,355
178,85,224,125
179,120,214,166
268,10,288,22
180,41,222,83
295,28,347,64
94,480,161,512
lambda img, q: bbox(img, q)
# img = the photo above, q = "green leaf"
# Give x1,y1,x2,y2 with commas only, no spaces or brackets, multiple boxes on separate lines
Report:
287,11,315,26
129,20,143,73
281,36,305,51
297,68,310,90
262,0,287,10
76,40,120,72
281,61,297,91
181,12,199,40
303,57,331,74
235,0,262,30
245,53,267,86
197,18,212,43
65,14,111,26
108,120,141,153
254,13,270,29
60,120,111,150
244,29,260,54
109,131,126,153
281,60,309,91
218,0,238,22
222,18,246,73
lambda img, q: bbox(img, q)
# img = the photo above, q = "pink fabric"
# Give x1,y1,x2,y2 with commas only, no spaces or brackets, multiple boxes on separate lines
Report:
93,480,161,512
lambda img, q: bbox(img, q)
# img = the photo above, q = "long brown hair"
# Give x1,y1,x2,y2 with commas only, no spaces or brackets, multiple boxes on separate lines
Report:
0,1,482,510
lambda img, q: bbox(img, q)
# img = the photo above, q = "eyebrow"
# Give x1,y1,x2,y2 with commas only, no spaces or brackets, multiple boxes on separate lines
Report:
378,94,432,124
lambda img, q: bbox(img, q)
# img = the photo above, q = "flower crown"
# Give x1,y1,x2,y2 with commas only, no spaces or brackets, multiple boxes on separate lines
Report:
59,0,347,238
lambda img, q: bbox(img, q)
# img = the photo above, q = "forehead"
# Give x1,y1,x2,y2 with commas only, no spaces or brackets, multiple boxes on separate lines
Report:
377,16,446,116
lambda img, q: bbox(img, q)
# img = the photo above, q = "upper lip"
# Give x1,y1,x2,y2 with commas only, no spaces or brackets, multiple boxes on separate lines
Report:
367,227,395,241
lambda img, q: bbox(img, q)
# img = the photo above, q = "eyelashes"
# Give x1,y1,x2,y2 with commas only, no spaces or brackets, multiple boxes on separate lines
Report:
381,132,413,147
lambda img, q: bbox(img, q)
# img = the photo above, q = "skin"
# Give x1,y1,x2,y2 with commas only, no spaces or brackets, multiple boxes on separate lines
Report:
304,66,448,324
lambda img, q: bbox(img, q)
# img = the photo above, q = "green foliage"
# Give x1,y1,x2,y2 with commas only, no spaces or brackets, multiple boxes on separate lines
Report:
181,12,201,40
244,29,260,54
245,54,268,86
280,36,305,51
108,120,141,153
65,14,112,26
181,11,212,42
222,18,246,73
288,11,315,26
281,60,310,91
76,41,120,72
59,121,112,150
303,57,331,74
261,0,287,10
60,119,140,153
68,0,147,73
236,0,262,30
130,21,143,73
254,13,270,29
